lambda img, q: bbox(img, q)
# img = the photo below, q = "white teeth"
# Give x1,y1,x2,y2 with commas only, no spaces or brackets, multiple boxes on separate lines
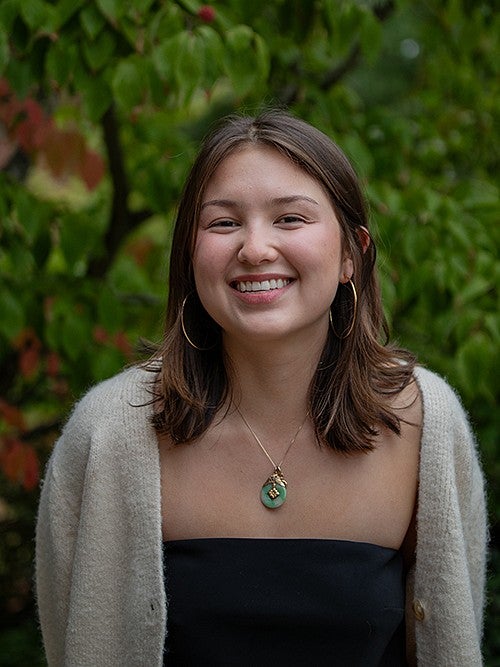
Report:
235,279,290,292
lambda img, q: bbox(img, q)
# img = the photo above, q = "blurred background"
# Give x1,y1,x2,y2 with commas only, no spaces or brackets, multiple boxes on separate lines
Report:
0,0,498,663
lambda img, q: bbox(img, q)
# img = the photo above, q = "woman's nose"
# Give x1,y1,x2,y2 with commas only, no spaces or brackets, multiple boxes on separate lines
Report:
237,229,279,265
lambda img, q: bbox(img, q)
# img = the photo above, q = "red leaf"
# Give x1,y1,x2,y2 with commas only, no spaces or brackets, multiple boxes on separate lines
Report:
31,117,54,150
0,399,26,430
93,326,109,344
23,98,44,126
19,345,40,378
0,438,39,491
0,96,22,127
0,78,11,98
15,119,35,152
21,347,40,380
22,445,40,491
41,127,84,179
80,149,105,190
127,238,154,266
44,296,56,320
15,329,42,378
13,100,49,152
46,351,61,378
113,331,132,357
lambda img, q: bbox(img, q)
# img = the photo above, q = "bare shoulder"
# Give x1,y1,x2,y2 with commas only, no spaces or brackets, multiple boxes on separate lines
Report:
389,374,423,437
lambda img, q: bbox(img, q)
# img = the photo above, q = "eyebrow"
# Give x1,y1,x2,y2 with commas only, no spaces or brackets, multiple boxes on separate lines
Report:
200,195,320,210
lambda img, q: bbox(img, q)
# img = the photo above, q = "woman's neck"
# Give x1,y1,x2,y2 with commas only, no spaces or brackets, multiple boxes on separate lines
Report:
222,335,324,428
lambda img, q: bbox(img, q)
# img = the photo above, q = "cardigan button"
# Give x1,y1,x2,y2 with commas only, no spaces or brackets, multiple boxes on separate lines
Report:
412,599,426,621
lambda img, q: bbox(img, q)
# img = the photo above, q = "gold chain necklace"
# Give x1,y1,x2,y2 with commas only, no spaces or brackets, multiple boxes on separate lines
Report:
236,408,309,509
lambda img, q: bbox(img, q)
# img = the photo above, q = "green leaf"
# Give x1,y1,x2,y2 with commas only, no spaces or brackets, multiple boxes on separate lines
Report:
81,75,112,122
455,276,491,306
82,30,116,71
175,0,199,13
50,0,85,31
0,26,8,76
456,333,495,401
97,285,124,332
175,32,202,103
485,313,500,343
147,4,184,42
45,38,79,85
7,238,35,276
359,9,382,65
32,229,52,269
195,25,224,81
90,346,126,382
152,34,180,82
459,180,499,210
59,211,104,272
20,0,47,30
223,25,269,97
95,0,124,25
341,133,374,177
14,189,49,242
0,0,19,35
336,4,362,53
153,31,204,102
323,0,338,34
60,308,92,361
111,58,145,113
254,33,270,81
0,288,25,341
129,0,156,14
80,4,106,40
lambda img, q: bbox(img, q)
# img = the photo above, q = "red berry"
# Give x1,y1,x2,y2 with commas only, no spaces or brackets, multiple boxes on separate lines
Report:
197,5,216,23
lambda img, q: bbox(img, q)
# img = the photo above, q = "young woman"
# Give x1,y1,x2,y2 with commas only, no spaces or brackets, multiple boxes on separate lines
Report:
36,111,487,666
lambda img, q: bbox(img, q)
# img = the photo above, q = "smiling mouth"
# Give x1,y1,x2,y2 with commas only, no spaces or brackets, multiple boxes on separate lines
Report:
232,278,292,293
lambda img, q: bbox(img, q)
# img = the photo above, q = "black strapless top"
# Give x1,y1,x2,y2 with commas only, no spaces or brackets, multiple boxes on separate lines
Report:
163,538,406,666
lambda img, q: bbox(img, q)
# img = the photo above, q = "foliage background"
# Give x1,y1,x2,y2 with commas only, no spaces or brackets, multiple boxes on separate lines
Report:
0,0,498,663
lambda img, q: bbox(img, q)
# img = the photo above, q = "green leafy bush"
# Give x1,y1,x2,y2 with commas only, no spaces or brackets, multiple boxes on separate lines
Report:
0,0,498,662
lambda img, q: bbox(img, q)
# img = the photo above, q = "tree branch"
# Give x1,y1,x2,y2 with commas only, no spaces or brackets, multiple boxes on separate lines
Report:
88,106,152,277
282,0,396,103
320,1,395,92
22,418,63,442
320,43,361,91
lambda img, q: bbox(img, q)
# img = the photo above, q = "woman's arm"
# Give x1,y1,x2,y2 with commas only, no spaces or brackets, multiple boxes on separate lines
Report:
36,448,82,666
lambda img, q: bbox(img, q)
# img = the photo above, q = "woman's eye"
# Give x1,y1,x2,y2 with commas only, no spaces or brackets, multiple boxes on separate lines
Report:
277,215,305,226
208,219,239,229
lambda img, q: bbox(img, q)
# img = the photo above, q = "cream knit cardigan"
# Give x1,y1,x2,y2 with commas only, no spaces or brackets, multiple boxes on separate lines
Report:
36,365,487,666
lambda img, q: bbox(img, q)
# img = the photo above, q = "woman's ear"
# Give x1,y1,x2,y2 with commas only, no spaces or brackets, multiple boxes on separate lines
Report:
357,226,371,254
341,256,354,282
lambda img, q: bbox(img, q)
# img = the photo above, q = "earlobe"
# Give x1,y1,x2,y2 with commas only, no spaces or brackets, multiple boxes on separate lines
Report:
357,226,371,254
341,257,354,283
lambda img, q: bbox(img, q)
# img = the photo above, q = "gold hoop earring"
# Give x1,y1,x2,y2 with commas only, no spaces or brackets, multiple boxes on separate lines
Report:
329,278,358,339
180,294,216,351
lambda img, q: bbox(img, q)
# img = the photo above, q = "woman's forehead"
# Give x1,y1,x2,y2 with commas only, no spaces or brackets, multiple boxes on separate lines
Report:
202,144,327,199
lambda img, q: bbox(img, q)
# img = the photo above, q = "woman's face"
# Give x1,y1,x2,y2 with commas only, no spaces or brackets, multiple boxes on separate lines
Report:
193,144,353,347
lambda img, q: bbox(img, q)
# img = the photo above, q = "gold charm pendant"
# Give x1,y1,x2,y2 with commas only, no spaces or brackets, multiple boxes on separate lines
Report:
260,467,287,509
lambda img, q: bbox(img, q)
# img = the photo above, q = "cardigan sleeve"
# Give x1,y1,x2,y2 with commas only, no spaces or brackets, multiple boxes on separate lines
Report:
411,367,488,666
451,390,488,638
35,403,91,666
35,368,166,667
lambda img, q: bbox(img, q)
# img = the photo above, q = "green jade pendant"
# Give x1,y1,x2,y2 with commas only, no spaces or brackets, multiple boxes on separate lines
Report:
260,467,287,509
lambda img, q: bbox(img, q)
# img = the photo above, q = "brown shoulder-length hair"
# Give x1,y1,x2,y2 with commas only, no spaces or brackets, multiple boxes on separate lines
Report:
150,110,416,453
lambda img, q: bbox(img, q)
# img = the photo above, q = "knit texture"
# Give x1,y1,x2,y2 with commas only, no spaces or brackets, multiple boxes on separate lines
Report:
35,365,487,666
